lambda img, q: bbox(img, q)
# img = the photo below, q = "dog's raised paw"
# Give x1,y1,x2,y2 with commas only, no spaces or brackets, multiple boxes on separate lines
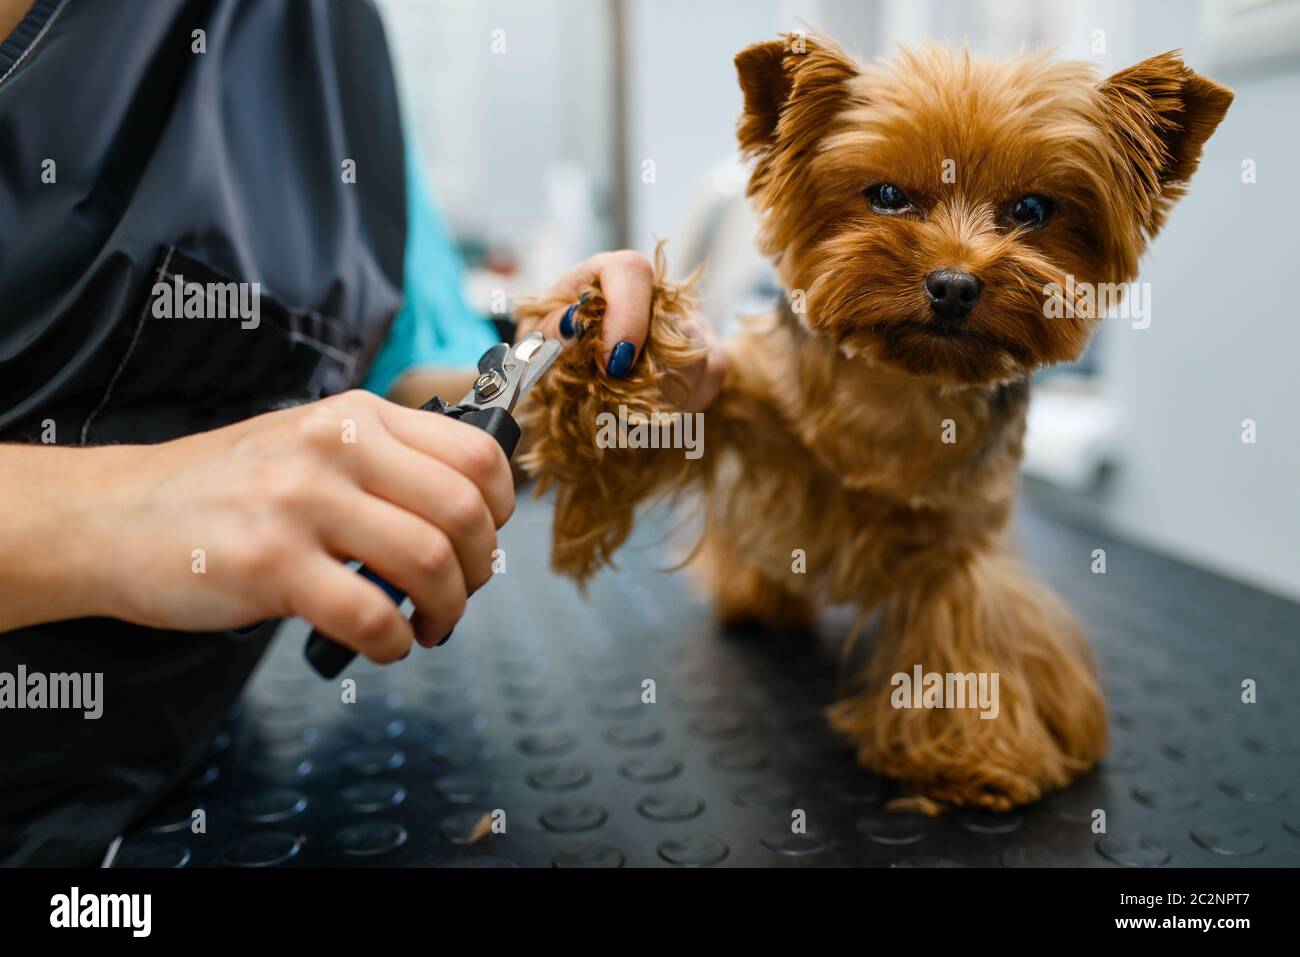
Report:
511,243,710,584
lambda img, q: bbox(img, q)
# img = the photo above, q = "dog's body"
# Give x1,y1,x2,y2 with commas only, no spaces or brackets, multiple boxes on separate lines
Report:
517,36,1231,809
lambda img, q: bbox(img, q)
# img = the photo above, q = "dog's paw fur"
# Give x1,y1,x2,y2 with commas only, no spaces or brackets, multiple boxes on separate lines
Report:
828,551,1108,809
513,244,709,584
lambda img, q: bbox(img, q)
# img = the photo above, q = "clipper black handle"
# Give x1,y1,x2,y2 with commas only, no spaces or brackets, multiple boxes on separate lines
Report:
304,401,521,678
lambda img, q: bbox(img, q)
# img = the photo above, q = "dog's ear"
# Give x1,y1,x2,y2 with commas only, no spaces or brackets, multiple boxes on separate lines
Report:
1098,51,1233,232
735,34,859,158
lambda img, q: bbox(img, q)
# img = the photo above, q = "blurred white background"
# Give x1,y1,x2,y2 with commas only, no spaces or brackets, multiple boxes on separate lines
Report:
376,0,1300,601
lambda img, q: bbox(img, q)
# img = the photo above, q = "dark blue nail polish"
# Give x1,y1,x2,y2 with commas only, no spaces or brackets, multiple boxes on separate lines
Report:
607,341,636,378
438,629,454,647
559,303,578,338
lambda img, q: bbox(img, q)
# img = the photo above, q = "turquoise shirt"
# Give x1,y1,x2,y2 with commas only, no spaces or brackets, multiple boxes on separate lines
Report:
364,146,499,396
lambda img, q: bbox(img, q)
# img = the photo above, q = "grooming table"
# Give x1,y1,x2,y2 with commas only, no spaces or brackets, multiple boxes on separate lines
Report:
112,494,1300,867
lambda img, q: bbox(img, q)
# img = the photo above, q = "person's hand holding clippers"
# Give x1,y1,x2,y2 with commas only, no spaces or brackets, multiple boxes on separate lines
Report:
0,389,513,662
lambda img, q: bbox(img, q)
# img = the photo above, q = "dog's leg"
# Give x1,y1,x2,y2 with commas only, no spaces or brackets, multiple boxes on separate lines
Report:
515,247,815,630
694,524,816,633
828,548,1107,809
513,245,724,584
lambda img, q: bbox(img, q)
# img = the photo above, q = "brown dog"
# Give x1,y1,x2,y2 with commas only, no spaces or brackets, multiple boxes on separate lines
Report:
514,36,1232,810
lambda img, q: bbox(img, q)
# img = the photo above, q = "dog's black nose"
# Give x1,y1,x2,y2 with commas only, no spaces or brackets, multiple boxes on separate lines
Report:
924,269,983,321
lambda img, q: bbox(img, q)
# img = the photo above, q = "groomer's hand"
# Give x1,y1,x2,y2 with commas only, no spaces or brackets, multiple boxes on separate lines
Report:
80,391,513,661
529,250,727,412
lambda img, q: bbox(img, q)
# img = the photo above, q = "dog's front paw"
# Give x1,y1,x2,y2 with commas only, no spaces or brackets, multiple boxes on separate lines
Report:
828,675,1102,810
828,554,1108,809
513,244,710,583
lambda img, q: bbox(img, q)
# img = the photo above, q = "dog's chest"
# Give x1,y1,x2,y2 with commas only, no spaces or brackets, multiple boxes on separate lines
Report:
708,414,1016,603
714,329,1025,599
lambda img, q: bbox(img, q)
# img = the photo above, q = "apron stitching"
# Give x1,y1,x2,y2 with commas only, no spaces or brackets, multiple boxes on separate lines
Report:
80,246,175,446
281,329,359,373
291,305,353,339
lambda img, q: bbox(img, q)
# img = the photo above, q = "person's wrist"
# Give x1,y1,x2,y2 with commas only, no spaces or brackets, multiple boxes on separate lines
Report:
56,444,151,622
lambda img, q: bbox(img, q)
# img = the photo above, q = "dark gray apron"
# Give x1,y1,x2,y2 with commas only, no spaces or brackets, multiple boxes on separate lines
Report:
0,0,406,864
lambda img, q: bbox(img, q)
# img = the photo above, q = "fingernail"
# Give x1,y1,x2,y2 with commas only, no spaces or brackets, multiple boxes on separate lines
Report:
559,303,579,339
607,341,636,378
438,629,454,647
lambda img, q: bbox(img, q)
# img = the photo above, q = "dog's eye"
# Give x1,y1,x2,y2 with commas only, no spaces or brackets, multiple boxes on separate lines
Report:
866,183,914,214
1007,194,1054,228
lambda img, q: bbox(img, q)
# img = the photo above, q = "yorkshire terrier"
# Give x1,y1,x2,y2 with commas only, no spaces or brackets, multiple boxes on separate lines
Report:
514,35,1232,809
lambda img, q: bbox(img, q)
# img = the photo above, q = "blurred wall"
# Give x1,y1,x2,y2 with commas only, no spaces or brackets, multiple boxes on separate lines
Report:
1093,0,1300,601
623,0,794,247
377,0,615,251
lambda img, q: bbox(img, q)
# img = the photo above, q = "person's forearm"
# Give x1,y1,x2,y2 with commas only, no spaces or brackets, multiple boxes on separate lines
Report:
2,391,517,657
0,444,121,631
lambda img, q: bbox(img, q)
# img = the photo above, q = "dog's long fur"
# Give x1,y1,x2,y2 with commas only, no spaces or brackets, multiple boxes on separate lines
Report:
516,36,1232,809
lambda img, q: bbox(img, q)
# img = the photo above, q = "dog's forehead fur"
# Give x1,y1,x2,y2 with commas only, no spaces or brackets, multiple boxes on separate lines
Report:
821,46,1106,203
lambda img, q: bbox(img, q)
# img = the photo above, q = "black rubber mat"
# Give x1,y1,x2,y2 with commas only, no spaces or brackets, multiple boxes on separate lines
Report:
112,494,1300,868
